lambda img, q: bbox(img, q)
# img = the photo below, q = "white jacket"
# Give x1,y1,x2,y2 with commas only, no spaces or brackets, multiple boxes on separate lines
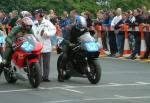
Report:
111,15,122,26
32,18,56,53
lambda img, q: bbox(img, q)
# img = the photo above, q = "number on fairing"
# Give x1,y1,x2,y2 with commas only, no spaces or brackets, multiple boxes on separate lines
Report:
21,41,34,52
85,42,99,52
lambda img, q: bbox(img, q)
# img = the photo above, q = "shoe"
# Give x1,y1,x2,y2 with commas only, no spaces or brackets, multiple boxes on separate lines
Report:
105,50,111,55
0,67,3,75
42,79,51,82
0,62,4,73
126,56,136,60
140,56,148,60
145,59,150,62
116,54,123,58
108,54,116,57
58,75,64,82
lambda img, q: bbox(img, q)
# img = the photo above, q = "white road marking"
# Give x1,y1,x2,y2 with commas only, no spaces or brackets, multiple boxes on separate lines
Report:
44,96,150,103
84,96,150,100
136,82,150,84
38,87,46,90
114,95,128,98
0,89,33,93
0,82,150,93
59,82,150,89
108,83,121,86
62,85,74,88
44,100,73,103
60,88,84,94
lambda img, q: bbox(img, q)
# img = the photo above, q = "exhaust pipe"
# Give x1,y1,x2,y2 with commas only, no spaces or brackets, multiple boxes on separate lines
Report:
15,72,28,81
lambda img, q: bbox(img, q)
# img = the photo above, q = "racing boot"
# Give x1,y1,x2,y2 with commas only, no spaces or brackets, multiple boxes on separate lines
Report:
57,68,64,82
58,74,64,82
0,60,5,75
0,59,10,74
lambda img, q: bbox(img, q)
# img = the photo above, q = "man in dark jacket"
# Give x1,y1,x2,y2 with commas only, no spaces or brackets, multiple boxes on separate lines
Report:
140,11,150,60
126,8,144,59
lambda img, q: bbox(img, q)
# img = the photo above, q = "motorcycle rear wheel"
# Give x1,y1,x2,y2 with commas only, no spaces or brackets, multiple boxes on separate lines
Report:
4,67,18,83
57,54,71,80
28,62,42,88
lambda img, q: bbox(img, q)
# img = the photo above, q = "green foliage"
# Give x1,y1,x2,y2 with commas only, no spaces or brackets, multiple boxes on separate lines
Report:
109,0,150,11
0,0,150,18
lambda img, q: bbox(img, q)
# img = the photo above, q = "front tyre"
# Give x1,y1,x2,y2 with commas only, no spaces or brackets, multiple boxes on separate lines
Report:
28,62,42,88
86,59,101,84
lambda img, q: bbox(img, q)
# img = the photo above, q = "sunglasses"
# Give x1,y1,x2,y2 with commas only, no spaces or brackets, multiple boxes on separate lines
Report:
25,25,32,29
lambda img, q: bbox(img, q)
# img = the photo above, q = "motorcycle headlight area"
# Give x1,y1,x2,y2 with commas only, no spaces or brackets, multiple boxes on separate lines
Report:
82,42,99,52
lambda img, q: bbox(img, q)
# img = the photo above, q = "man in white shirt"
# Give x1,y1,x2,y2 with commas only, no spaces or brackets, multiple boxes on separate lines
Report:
32,9,56,82
111,8,123,57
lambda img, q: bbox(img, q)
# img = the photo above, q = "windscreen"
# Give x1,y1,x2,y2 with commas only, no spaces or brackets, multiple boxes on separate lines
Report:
78,32,95,42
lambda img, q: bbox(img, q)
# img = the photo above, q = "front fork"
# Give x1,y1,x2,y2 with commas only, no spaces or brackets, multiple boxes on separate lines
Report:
85,57,91,73
26,58,31,75
26,57,39,76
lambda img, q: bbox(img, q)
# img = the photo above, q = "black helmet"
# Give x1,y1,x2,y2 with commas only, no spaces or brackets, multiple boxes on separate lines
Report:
33,9,44,16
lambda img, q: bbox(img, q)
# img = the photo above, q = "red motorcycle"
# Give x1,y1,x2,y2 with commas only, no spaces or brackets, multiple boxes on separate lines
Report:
3,34,43,88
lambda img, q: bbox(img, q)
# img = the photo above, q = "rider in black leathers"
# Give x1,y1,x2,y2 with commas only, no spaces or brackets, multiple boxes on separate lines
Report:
58,16,88,82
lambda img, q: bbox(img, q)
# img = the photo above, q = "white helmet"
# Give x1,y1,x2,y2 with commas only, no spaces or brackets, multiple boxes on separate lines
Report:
20,11,31,18
22,17,33,26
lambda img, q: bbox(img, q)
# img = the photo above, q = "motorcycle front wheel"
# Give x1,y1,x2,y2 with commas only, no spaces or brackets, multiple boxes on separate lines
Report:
86,59,101,84
28,62,42,88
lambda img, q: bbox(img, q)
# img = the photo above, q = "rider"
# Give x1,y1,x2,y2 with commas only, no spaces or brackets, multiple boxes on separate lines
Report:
58,16,87,82
0,16,33,74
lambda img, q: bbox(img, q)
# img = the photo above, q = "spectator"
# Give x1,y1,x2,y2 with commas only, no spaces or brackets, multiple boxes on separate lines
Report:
102,12,112,54
0,23,6,57
9,10,18,27
48,9,58,50
126,10,136,51
82,11,95,36
141,5,147,14
107,11,118,57
70,9,78,26
0,11,4,23
49,9,58,25
126,8,144,59
32,9,56,82
140,11,150,60
59,11,70,39
0,11,9,34
95,11,104,26
111,8,123,57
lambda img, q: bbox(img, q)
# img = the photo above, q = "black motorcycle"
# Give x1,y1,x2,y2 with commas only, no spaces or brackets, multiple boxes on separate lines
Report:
57,32,101,84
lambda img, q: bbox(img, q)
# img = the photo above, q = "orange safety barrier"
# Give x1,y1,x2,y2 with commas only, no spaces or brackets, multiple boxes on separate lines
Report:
139,25,146,58
121,24,131,57
95,25,105,56
55,23,60,37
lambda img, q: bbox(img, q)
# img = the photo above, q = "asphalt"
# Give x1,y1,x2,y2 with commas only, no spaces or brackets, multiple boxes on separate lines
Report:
0,53,150,103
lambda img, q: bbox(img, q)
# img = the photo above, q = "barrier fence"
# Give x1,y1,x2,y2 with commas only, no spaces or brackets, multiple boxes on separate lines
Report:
95,24,149,59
